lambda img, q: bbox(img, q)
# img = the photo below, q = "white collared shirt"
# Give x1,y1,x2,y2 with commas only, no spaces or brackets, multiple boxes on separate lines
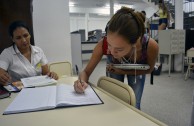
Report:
0,44,48,81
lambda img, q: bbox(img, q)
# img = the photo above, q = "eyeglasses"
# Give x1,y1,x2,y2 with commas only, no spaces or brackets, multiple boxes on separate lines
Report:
0,86,11,99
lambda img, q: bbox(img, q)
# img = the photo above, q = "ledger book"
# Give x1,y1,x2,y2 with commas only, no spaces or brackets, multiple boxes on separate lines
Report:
3,84,103,115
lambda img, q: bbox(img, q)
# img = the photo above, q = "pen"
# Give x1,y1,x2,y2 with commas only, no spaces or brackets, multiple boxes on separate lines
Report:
75,65,79,77
75,65,84,93
75,65,82,83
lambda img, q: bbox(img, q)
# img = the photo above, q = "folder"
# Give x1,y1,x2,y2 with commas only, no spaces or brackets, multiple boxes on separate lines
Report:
3,84,103,115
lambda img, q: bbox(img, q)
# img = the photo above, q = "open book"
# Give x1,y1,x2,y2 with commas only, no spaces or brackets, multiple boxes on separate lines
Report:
3,84,103,115
21,75,57,87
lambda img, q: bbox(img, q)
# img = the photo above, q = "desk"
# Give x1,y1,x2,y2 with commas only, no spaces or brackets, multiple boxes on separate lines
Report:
0,76,166,126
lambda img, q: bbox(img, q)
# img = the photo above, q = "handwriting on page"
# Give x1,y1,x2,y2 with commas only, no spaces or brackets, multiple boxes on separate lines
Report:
56,84,102,106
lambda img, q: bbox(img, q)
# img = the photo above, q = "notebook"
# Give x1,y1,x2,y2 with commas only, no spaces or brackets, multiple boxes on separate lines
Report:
21,75,57,88
3,84,103,115
111,64,150,70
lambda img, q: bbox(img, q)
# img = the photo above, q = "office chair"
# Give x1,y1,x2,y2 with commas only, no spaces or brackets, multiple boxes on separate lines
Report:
185,49,194,80
49,61,72,78
97,76,136,107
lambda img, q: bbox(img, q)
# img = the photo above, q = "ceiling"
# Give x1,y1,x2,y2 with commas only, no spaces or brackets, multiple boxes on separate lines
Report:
69,0,145,8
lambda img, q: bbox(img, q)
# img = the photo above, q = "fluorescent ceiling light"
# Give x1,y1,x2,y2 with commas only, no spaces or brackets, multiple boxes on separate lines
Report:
120,4,133,8
69,2,75,7
104,4,133,9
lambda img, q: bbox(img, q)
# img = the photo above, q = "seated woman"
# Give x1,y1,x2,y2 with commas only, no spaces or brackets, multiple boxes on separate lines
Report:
0,21,58,86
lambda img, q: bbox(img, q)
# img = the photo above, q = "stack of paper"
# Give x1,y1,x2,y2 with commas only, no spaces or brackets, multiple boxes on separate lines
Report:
21,75,57,88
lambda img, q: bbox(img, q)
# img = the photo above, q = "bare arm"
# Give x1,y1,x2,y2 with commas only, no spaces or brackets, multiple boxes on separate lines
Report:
142,38,159,73
81,40,104,82
0,68,11,85
74,39,104,93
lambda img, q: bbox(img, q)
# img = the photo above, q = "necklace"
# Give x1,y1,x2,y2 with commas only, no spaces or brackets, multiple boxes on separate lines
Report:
120,46,142,64
120,47,135,64
134,46,137,83
120,46,138,84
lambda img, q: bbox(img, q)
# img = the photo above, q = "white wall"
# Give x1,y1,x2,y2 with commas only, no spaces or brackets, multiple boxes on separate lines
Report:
88,17,109,31
70,17,85,32
70,16,109,32
32,0,71,63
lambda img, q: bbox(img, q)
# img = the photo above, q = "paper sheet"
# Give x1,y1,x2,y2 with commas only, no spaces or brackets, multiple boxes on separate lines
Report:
21,75,57,87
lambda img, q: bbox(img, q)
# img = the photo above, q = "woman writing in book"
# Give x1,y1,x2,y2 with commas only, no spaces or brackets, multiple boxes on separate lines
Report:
74,7,159,109
0,21,58,86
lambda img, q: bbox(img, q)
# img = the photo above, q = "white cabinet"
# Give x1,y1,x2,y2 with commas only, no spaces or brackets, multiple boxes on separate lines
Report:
158,30,185,76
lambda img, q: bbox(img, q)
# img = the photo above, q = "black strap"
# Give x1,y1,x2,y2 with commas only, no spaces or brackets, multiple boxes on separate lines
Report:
150,70,154,85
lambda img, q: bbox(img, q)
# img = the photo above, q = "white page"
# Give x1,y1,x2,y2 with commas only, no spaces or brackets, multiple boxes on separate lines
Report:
56,84,102,107
21,75,57,87
4,86,56,114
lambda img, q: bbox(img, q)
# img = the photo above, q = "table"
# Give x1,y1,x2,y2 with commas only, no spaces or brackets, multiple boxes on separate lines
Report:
0,76,166,126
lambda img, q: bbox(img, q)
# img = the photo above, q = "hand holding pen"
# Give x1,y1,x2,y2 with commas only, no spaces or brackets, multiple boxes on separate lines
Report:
74,65,88,93
0,69,12,86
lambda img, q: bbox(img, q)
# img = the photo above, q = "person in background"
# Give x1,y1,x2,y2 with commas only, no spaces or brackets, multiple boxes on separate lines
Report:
141,10,150,36
0,21,58,86
74,7,159,109
154,0,169,30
